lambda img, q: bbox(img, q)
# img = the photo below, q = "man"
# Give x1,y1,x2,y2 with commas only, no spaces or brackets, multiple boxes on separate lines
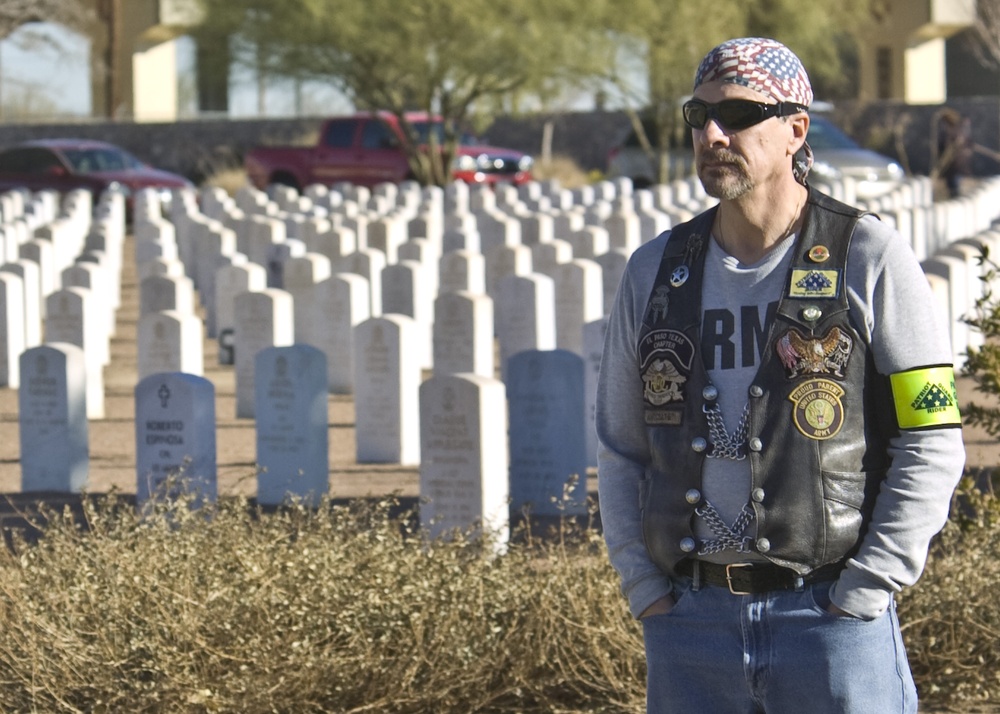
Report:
596,37,965,713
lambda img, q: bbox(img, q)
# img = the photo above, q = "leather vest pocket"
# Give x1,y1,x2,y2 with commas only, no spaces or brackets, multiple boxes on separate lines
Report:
821,468,886,560
821,469,868,509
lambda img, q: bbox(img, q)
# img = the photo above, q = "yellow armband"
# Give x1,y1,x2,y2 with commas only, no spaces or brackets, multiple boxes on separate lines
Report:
889,365,962,430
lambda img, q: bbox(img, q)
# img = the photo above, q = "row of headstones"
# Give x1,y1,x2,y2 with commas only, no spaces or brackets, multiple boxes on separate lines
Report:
0,188,127,411
19,341,593,543
921,222,1000,364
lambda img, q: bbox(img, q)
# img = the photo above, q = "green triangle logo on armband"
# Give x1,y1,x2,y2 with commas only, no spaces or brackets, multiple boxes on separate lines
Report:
889,365,962,430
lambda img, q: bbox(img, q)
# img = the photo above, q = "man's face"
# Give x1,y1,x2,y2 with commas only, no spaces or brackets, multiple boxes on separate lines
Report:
691,80,808,200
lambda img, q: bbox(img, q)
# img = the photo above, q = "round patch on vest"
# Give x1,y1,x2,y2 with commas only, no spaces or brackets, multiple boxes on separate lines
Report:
808,245,830,263
788,379,845,440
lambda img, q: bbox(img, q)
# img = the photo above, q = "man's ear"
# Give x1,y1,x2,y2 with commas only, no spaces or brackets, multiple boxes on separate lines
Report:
789,113,810,155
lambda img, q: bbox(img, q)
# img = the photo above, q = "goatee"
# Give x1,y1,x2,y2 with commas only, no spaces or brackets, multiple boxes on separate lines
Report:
698,149,753,200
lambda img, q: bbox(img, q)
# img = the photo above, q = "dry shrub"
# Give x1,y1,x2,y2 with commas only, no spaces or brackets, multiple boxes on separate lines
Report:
0,495,646,713
530,155,594,189
898,473,1000,712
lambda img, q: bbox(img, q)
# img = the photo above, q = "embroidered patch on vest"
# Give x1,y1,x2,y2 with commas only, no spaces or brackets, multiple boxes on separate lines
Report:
788,269,840,299
775,326,852,378
889,365,962,429
788,379,845,440
638,329,695,424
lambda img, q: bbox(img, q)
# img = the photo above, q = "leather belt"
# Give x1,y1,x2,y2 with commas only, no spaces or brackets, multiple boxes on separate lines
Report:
676,559,845,595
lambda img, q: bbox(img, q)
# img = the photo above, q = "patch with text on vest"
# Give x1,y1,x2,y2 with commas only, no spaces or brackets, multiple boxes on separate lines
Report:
788,269,840,299
638,329,695,424
889,365,962,430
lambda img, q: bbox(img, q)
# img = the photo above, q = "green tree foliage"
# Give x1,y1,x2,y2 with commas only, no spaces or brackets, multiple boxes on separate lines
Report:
963,246,1000,438
192,0,605,185
597,0,872,184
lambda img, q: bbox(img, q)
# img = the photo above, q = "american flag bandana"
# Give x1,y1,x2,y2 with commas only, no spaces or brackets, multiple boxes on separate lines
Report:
694,37,813,106
694,37,814,182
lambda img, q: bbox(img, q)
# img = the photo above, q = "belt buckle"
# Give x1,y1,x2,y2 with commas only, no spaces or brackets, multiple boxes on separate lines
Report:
725,563,753,595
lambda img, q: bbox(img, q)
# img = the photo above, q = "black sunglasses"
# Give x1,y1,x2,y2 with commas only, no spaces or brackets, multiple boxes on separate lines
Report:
683,99,808,132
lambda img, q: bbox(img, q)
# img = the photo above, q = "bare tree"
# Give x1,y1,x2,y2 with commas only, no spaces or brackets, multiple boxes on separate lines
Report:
967,0,1000,70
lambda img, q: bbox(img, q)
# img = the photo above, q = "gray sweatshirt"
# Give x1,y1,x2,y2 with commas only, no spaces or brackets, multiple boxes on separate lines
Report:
596,213,966,620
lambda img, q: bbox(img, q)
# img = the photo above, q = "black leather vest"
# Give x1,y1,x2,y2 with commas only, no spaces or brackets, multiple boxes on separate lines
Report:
637,187,896,577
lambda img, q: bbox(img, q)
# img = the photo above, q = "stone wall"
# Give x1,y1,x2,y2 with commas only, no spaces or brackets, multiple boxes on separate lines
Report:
0,97,997,184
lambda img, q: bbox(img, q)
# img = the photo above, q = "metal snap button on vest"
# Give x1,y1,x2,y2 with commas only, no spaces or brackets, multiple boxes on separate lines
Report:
749,385,763,398
702,385,718,401
691,437,707,452
756,538,771,553
802,306,822,322
749,437,763,452
680,537,696,553
751,488,765,503
685,489,701,504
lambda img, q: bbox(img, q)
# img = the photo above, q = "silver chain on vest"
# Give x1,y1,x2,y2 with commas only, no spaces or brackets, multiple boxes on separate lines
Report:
703,402,749,460
695,501,756,555
698,401,754,554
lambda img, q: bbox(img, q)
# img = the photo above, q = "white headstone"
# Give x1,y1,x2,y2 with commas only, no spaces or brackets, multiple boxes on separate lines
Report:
339,248,385,316
255,345,329,506
419,374,509,547
44,288,104,418
19,343,89,492
438,250,486,295
0,272,25,387
215,262,268,364
233,289,295,418
137,310,205,379
313,272,370,393
140,274,196,318
381,260,433,369
485,243,532,298
0,260,39,347
353,315,421,464
135,372,217,506
495,273,557,380
283,253,333,347
553,259,604,356
433,291,494,378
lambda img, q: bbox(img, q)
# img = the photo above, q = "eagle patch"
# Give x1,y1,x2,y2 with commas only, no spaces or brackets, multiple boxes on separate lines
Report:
776,326,853,379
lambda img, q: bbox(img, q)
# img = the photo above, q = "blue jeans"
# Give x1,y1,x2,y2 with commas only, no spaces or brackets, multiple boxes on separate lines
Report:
642,579,917,714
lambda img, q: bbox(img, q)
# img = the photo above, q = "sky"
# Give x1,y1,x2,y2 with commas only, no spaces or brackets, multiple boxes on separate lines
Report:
0,23,91,119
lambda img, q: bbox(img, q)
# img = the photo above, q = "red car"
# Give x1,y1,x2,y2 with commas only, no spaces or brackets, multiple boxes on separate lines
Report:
245,111,534,190
0,138,193,208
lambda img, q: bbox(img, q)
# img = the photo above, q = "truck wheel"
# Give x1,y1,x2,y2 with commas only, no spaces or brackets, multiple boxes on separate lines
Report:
271,172,300,192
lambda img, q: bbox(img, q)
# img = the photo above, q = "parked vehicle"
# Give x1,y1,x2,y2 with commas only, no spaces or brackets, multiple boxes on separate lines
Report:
0,138,193,208
607,114,904,199
244,111,534,191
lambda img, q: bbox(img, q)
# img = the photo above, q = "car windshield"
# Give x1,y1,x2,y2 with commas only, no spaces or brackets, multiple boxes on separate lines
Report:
61,147,144,174
410,121,479,146
806,117,862,151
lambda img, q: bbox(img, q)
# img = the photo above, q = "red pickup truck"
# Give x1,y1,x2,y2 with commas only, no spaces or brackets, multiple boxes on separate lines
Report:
244,111,533,191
